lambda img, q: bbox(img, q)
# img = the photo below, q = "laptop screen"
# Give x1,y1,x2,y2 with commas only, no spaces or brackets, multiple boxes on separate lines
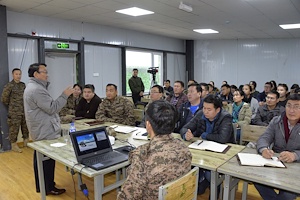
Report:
71,127,111,158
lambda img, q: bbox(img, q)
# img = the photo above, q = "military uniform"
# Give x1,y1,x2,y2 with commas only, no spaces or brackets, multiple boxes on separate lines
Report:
96,96,135,126
128,76,144,104
117,134,192,200
1,80,29,143
59,94,82,123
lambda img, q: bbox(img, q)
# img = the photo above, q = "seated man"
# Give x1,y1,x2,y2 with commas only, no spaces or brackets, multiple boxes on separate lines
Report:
166,80,188,110
180,95,234,195
139,85,164,127
117,100,192,200
199,82,209,99
96,83,135,126
174,83,203,133
258,82,272,106
252,90,285,126
163,79,173,96
220,84,233,106
255,93,300,200
75,84,102,119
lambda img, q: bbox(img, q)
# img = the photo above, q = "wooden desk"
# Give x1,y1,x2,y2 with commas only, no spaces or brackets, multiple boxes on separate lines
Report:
218,148,300,200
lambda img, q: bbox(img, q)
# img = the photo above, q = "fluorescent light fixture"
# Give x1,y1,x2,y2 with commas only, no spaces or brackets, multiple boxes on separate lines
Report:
179,2,193,12
279,23,300,29
116,7,154,17
193,29,219,34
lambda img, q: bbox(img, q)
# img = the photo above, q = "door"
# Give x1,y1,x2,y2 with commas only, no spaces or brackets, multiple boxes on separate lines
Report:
45,52,77,99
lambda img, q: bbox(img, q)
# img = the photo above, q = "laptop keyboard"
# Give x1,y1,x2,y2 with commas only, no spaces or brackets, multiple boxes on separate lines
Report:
84,151,122,165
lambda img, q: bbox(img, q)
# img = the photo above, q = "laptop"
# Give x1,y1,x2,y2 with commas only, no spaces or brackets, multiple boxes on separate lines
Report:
70,127,128,170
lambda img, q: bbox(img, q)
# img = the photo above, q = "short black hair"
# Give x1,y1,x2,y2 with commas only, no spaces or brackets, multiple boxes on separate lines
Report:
164,80,170,83
84,84,95,92
28,63,47,77
203,95,222,109
268,90,280,99
174,80,184,88
234,89,245,97
199,83,209,91
151,84,164,93
188,79,198,84
291,84,299,90
106,83,117,90
210,81,215,86
287,93,300,101
221,84,231,89
188,83,202,93
249,81,257,89
294,87,300,94
133,68,138,71
145,100,177,135
231,85,238,90
12,68,21,73
73,84,82,91
265,82,272,87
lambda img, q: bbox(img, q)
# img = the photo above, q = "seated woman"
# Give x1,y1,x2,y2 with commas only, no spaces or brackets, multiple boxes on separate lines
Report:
277,83,289,107
242,84,259,119
59,84,82,123
224,90,252,142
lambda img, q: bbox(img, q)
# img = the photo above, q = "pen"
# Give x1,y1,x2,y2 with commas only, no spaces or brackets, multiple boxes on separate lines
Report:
197,141,203,146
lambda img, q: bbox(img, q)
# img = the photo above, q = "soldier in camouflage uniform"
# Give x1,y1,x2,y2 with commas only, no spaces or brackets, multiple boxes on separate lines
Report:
59,84,82,123
117,100,192,199
1,68,29,152
96,83,135,126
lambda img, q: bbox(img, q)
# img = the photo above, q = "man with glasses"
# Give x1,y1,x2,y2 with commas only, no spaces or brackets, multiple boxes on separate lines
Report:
254,93,300,200
24,63,74,195
252,90,284,126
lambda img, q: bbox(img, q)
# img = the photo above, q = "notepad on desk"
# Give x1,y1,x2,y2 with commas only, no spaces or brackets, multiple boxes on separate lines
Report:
113,126,137,134
188,140,229,153
237,153,286,168
132,128,149,140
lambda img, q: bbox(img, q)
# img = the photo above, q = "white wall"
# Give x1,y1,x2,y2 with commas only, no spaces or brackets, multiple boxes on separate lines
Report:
166,53,186,86
194,39,300,91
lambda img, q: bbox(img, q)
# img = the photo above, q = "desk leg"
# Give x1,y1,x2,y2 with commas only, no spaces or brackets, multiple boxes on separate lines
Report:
36,151,46,200
223,174,231,200
211,171,218,200
94,174,104,200
223,174,239,200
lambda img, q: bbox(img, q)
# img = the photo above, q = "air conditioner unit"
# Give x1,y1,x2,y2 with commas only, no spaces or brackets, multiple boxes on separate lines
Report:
179,2,193,13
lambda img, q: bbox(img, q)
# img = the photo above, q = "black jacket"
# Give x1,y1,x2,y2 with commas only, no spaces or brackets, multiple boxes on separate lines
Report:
75,94,102,119
180,109,235,144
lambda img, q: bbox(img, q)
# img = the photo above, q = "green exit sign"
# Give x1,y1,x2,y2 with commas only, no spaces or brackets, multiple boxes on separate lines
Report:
57,43,70,49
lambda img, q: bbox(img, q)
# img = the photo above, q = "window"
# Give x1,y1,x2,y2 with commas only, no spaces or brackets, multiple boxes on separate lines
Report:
126,50,163,94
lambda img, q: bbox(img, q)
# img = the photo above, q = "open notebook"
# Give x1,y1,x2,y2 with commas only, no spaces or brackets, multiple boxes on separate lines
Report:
237,153,286,168
188,140,229,153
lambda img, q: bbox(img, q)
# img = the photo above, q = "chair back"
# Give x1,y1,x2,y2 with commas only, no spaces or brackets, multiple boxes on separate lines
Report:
134,109,144,123
158,167,199,200
241,124,267,143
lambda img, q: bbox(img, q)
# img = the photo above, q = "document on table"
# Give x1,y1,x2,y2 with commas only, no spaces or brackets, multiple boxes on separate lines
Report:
112,125,137,134
132,127,149,140
188,140,229,153
237,153,286,168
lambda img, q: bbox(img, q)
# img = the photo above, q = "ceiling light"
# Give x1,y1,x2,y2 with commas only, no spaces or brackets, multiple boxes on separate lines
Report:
116,7,154,17
179,2,193,12
279,23,300,29
193,29,219,34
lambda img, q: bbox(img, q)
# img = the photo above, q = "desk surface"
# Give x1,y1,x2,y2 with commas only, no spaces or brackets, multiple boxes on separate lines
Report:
218,148,300,194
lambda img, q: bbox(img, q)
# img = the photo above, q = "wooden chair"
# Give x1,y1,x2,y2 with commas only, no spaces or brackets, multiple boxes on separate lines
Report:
158,167,199,200
239,124,267,200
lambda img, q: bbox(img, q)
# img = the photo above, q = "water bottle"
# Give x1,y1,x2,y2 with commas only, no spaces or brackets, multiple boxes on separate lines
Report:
69,122,76,133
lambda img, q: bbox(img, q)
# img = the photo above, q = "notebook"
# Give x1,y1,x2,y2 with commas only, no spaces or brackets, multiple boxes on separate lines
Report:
70,127,128,170
188,140,230,153
237,153,286,168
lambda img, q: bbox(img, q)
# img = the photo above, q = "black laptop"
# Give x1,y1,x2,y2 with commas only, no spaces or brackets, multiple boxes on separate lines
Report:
70,127,128,170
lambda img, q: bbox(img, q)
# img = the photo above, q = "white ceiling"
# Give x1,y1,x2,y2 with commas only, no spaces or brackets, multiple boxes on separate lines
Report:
1,0,300,40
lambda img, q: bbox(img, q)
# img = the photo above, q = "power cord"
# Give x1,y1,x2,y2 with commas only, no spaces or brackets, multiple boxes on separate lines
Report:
70,163,80,200
79,166,89,199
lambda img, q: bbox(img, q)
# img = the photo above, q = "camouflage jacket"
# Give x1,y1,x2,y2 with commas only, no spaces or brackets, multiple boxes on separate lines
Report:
117,134,192,200
1,80,26,116
59,94,82,116
95,96,135,126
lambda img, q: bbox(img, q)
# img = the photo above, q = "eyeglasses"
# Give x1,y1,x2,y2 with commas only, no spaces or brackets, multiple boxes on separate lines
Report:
286,104,300,110
38,70,48,74
150,91,161,94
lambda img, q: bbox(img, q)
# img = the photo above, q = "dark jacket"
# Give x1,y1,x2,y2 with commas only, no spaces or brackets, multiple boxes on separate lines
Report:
75,94,102,119
174,100,203,133
251,104,285,126
180,109,235,144
220,93,233,104
128,76,144,94
257,91,267,102
166,92,188,110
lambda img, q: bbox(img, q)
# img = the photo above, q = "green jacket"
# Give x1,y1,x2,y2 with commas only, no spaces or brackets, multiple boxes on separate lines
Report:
128,76,144,94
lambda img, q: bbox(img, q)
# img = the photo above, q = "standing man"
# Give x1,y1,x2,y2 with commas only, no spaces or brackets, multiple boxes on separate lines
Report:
1,68,29,153
75,84,102,119
128,68,144,104
24,63,74,195
117,100,192,199
255,93,300,200
96,83,135,126
164,79,174,96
